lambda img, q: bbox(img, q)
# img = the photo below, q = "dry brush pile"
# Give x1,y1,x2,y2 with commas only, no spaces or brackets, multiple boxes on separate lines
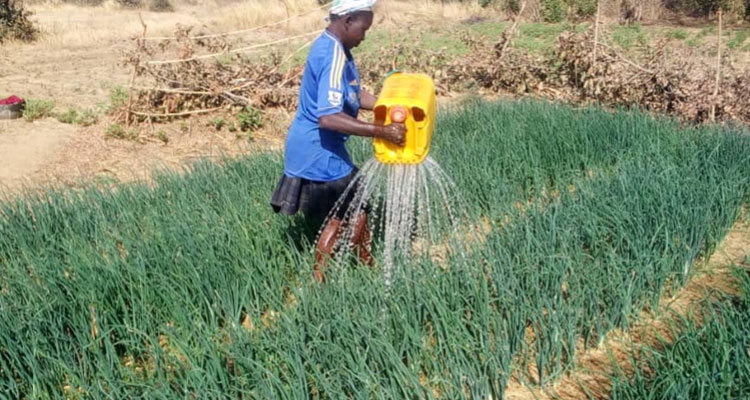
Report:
117,25,305,125
360,27,750,124
118,23,750,128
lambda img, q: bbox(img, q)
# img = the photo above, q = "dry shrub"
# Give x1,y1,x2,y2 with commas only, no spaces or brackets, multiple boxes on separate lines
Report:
0,0,38,43
545,30,750,123
620,0,644,22
149,0,174,12
116,0,142,8
117,25,302,122
66,0,107,5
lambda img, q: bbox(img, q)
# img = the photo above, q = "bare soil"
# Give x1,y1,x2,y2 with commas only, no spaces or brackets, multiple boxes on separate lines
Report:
0,118,76,190
0,113,288,195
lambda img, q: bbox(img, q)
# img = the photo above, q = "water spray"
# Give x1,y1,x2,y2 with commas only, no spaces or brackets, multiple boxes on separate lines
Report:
319,73,470,291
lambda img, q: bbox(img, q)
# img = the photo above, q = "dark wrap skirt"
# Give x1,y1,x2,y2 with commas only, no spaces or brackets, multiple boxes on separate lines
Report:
270,169,359,220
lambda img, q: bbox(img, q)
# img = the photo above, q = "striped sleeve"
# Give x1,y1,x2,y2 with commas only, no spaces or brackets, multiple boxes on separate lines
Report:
314,42,347,117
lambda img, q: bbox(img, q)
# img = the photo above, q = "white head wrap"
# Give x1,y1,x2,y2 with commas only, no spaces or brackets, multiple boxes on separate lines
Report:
329,0,377,16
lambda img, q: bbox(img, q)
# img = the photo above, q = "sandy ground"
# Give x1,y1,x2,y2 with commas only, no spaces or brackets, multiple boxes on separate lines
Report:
0,112,288,195
0,119,76,188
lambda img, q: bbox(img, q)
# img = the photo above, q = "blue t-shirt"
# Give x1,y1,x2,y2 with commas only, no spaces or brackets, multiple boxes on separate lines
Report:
283,30,361,182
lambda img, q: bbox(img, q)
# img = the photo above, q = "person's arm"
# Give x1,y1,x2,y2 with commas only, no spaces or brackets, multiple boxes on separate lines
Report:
319,113,406,146
312,47,404,145
359,89,377,111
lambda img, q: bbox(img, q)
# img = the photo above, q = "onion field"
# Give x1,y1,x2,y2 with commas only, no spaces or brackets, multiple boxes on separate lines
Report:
610,267,750,400
1,100,749,398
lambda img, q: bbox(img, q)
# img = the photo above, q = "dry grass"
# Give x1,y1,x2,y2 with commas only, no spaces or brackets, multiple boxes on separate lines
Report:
216,0,327,34
21,2,202,47
11,0,489,51
380,0,494,23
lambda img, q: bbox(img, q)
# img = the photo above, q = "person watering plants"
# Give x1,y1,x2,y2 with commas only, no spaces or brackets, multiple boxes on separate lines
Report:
270,0,406,282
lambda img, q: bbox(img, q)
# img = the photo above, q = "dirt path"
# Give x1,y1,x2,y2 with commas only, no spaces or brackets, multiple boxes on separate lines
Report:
0,119,76,190
0,114,287,196
504,214,750,400
0,44,129,110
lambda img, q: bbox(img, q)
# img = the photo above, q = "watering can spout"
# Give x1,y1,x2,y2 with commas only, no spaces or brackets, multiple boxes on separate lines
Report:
373,73,437,165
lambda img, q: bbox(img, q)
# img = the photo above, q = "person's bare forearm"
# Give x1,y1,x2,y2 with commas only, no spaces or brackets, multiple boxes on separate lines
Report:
319,112,406,145
359,89,377,111
319,113,382,137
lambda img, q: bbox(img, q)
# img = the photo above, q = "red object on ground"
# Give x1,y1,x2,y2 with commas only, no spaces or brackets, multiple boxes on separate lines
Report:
0,95,24,105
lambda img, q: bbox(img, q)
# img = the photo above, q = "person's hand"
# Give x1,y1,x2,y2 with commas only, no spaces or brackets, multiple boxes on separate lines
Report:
380,123,406,146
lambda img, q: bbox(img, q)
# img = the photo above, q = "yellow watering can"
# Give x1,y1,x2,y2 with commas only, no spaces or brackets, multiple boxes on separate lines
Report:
373,73,437,165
